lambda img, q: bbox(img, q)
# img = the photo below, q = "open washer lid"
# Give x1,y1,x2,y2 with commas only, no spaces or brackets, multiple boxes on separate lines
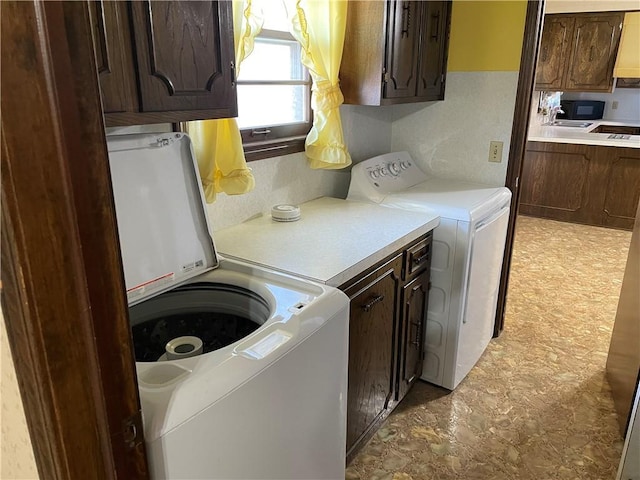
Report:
107,133,218,306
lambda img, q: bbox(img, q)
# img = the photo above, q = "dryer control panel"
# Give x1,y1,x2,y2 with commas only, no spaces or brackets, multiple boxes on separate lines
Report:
347,152,429,203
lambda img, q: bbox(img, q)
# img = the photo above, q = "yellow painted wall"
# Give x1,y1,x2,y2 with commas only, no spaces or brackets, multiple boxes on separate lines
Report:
447,0,528,72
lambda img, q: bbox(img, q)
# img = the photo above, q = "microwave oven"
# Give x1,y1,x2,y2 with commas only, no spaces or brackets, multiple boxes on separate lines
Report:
557,100,605,120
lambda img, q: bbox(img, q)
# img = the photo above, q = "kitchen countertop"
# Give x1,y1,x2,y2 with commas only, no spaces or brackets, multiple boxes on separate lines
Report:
214,197,440,287
528,119,640,148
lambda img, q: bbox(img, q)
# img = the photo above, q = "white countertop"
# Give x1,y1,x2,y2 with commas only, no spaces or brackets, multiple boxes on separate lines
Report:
214,197,440,287
528,120,640,148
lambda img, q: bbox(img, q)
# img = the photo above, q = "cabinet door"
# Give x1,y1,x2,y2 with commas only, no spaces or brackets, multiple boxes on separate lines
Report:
397,270,429,401
417,1,450,100
130,1,237,113
535,15,574,91
87,1,137,114
345,263,400,455
384,1,421,99
602,150,640,230
519,144,598,224
564,13,623,92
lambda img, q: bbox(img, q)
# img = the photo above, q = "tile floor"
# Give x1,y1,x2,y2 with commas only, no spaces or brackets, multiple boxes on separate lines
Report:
346,216,633,480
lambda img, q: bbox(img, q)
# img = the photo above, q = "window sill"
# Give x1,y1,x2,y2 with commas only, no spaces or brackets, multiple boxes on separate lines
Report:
244,136,306,162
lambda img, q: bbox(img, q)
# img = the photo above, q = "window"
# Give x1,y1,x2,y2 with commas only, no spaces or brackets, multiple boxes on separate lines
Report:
236,1,311,160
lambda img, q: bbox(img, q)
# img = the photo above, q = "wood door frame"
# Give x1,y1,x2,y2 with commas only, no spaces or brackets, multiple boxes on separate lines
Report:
1,2,148,478
494,0,545,337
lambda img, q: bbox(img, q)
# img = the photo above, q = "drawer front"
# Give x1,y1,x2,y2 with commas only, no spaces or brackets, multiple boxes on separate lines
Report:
405,234,432,279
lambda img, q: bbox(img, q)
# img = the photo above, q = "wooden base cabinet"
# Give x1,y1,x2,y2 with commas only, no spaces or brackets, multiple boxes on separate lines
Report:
343,255,401,459
397,271,430,401
520,142,640,230
342,233,432,462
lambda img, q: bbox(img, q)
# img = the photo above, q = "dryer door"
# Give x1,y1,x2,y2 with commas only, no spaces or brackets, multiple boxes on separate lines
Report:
455,203,510,387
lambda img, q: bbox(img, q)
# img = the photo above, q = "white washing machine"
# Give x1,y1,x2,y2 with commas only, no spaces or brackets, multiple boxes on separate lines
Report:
107,133,349,479
348,152,511,390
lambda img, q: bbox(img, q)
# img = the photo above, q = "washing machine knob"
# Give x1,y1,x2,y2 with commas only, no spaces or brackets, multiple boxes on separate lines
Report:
389,162,400,175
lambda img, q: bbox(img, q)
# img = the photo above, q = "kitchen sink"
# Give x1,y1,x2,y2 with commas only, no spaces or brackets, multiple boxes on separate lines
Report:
549,120,593,128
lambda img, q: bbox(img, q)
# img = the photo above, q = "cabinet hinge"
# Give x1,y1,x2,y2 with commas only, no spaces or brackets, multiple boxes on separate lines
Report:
515,176,519,189
383,69,390,83
123,410,144,450
441,73,445,84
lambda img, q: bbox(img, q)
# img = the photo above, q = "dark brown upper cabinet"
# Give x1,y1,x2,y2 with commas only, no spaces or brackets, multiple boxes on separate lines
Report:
88,1,138,115
535,12,624,92
89,1,237,127
417,1,450,100
340,0,451,106
536,15,575,91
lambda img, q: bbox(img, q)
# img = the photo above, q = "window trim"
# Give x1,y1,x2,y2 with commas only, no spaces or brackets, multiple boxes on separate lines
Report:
237,28,312,161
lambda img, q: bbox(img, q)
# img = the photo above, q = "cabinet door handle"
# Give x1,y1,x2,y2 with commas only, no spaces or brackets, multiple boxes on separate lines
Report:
410,320,422,346
362,294,385,312
230,61,236,87
251,128,272,136
589,46,594,62
412,253,429,265
430,11,440,41
401,3,411,38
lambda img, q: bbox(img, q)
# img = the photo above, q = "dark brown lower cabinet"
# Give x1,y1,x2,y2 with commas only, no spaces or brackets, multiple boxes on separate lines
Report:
520,141,640,230
397,271,430,401
344,255,401,458
341,233,432,462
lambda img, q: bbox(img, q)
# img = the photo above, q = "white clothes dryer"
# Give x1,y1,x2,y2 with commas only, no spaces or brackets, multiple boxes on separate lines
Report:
348,152,511,390
107,133,349,479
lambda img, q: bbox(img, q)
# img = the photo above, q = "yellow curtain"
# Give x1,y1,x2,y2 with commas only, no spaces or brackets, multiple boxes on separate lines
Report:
284,0,352,170
186,0,263,203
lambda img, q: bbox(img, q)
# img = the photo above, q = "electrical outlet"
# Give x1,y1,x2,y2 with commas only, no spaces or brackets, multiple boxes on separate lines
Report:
612,101,619,110
489,141,503,163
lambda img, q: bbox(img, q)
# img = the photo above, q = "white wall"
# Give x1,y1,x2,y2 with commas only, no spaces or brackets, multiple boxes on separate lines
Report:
390,72,519,186
341,105,393,163
562,89,640,122
1,308,39,479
